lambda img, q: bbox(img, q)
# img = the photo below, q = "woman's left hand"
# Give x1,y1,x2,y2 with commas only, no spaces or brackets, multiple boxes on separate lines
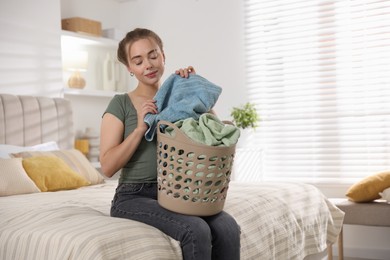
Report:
175,66,196,78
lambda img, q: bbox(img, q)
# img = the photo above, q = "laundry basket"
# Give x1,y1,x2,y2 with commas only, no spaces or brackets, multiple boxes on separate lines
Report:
156,120,236,216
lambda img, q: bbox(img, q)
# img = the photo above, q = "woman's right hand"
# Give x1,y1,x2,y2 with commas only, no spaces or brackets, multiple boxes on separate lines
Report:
137,99,158,131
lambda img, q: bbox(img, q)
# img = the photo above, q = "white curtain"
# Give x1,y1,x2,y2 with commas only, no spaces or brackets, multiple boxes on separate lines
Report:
244,0,390,184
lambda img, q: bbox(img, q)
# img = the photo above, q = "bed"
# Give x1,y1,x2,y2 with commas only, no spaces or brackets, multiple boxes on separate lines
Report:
0,93,344,260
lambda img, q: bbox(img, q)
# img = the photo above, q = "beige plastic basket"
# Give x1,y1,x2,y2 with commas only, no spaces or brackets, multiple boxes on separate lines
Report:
156,120,236,216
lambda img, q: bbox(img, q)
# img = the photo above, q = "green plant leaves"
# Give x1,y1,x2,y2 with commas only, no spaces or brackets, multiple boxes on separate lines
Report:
230,102,259,129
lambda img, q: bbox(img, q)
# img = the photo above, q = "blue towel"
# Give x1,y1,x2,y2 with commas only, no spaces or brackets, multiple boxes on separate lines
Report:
144,73,222,141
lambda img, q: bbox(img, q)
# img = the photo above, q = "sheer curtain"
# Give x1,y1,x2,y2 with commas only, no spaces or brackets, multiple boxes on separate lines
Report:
244,0,390,184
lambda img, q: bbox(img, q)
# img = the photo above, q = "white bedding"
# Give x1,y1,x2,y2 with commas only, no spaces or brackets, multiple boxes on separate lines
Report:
0,180,344,260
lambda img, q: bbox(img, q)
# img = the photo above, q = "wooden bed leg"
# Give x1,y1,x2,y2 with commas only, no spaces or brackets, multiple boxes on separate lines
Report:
338,227,344,260
327,243,333,260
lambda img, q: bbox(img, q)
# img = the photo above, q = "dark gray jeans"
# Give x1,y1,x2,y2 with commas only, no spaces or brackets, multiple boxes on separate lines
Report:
111,183,240,260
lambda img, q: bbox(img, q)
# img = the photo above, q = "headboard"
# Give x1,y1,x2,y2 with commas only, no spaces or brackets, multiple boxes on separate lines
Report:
0,94,74,149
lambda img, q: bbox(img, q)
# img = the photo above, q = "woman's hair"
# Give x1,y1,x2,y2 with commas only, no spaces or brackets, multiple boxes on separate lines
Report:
117,28,164,67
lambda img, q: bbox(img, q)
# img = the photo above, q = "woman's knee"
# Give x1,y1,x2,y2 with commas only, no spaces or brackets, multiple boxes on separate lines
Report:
186,217,212,242
207,212,240,237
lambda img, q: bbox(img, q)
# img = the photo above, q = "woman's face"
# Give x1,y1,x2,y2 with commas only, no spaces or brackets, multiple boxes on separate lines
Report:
127,37,165,87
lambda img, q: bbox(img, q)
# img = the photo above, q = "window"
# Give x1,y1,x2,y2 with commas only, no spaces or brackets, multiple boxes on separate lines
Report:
244,0,390,184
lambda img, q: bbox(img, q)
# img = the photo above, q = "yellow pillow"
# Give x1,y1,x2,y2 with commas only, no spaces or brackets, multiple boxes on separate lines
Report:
11,149,104,185
346,171,390,202
22,156,91,192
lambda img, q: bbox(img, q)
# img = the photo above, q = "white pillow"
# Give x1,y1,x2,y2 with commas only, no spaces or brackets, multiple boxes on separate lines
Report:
0,141,59,158
0,158,41,196
379,187,390,203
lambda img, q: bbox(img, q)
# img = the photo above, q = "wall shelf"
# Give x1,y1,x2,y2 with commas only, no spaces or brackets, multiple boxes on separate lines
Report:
63,88,120,97
61,30,118,48
61,30,130,98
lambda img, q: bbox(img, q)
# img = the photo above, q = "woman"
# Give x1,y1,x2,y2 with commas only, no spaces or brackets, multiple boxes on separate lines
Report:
99,28,240,260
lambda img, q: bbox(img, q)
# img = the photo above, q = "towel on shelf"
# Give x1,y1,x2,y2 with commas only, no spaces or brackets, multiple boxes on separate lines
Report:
144,74,222,141
164,113,240,147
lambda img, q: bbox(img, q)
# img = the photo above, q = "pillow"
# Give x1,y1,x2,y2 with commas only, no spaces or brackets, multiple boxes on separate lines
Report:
11,149,104,185
22,156,91,192
0,141,60,158
0,158,41,196
379,187,390,203
346,170,390,202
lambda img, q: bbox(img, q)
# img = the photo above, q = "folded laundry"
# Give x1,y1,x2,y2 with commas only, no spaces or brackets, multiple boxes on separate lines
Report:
164,113,240,147
144,73,222,141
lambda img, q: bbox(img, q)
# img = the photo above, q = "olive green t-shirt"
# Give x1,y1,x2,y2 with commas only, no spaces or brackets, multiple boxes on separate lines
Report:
104,93,157,183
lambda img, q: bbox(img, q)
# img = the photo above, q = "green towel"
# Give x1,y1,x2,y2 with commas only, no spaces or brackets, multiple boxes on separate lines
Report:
165,113,240,146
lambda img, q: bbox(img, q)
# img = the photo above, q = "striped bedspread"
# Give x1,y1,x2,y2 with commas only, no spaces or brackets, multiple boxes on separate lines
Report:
0,180,344,260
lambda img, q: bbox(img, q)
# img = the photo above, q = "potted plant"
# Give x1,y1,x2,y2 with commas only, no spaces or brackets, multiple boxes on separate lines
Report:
230,102,259,129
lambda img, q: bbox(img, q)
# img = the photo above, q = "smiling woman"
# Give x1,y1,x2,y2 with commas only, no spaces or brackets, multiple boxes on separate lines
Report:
100,28,241,260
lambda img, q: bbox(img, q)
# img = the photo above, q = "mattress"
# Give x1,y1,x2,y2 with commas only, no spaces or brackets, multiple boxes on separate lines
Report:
0,180,344,260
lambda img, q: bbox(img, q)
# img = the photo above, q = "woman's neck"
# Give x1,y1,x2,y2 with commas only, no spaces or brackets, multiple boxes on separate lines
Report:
133,82,159,98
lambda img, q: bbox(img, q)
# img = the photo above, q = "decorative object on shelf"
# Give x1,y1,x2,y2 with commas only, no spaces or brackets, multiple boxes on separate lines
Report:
84,127,100,162
103,53,116,91
63,50,88,89
74,139,89,156
230,102,259,129
61,17,102,37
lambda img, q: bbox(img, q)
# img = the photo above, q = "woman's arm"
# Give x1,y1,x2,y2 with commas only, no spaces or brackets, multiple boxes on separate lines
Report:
99,99,157,178
99,114,144,177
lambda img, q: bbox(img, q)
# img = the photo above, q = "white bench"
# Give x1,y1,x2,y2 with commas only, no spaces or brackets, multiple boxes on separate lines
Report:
328,199,390,260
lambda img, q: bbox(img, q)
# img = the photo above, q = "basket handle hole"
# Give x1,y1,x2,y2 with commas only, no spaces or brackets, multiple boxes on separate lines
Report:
195,172,204,177
194,180,202,186
205,181,213,187
186,161,194,167
192,197,200,202
215,180,222,186
197,155,206,160
209,156,218,161
208,164,216,170
206,173,215,178
196,163,205,169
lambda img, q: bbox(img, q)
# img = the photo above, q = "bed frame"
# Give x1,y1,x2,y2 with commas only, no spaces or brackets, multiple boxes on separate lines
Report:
0,94,74,149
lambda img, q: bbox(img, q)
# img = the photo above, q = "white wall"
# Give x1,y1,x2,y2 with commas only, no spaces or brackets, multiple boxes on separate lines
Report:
0,0,63,97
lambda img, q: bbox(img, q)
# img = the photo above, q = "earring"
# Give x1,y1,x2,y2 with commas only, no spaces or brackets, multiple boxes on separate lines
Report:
130,72,134,77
